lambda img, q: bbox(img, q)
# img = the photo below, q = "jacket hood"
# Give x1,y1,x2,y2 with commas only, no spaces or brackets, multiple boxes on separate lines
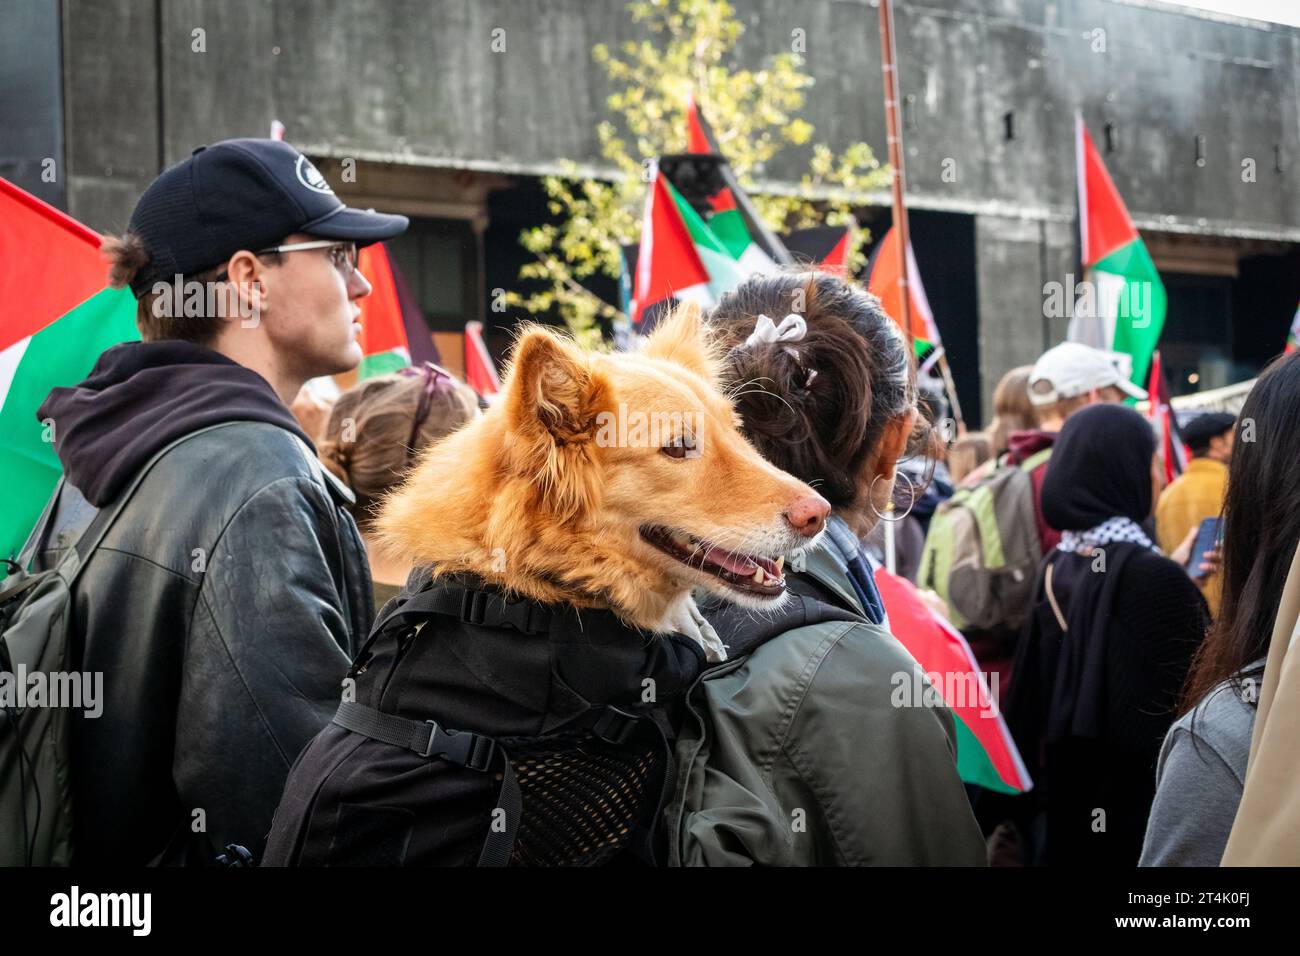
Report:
1007,428,1057,463
37,340,312,507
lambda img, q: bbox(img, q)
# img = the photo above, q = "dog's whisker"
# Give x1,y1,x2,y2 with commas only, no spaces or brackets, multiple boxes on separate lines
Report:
729,388,796,416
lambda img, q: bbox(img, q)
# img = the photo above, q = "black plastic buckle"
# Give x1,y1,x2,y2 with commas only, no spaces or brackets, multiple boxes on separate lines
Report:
423,720,497,771
460,589,490,626
591,706,640,746
214,843,254,867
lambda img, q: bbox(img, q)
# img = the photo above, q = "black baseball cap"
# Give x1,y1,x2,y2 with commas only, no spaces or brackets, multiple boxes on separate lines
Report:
126,138,409,297
1179,411,1236,453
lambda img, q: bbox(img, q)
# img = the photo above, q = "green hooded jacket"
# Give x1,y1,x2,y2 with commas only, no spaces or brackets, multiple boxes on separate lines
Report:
667,545,988,866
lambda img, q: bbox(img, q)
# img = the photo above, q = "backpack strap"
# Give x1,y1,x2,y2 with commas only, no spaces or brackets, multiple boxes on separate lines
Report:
68,423,246,573
1017,447,1053,473
347,578,552,679
332,700,499,769
1044,558,1069,632
332,699,520,867
11,478,65,573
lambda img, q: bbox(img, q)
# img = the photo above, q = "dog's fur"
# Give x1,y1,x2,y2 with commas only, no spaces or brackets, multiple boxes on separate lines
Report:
374,304,826,660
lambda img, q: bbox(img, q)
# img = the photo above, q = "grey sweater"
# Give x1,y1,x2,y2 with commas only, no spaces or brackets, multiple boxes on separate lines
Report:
1139,668,1261,867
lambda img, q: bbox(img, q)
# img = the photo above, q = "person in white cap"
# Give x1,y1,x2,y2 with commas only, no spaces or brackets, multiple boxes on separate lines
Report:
1004,342,1149,556
1026,342,1148,431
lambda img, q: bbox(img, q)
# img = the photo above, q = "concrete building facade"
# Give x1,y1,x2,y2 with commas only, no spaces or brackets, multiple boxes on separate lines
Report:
4,0,1297,421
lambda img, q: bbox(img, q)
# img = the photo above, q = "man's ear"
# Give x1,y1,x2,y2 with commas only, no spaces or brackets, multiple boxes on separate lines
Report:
224,249,268,323
502,325,610,519
641,302,720,382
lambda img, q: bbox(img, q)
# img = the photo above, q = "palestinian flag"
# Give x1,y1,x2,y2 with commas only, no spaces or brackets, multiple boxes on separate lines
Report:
867,225,942,357
1,177,139,570
676,94,790,268
685,92,716,156
1146,350,1188,485
668,179,750,301
1286,301,1300,353
354,242,411,379
1068,113,1166,390
631,166,714,325
784,224,854,274
876,566,1032,794
464,320,500,398
679,96,777,276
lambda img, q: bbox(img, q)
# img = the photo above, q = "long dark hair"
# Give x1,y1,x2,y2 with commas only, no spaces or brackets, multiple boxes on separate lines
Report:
1181,351,1300,712
707,270,917,510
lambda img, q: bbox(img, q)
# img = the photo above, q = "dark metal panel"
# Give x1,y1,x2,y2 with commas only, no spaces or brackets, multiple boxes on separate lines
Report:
0,0,65,207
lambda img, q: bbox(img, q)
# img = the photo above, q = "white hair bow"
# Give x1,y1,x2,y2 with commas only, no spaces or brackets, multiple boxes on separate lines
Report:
743,313,807,349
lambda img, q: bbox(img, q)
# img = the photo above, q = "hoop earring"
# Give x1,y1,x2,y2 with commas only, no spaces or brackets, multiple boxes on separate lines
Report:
870,470,916,522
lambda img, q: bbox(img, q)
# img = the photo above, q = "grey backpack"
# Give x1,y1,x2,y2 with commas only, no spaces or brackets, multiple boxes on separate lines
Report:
0,425,230,865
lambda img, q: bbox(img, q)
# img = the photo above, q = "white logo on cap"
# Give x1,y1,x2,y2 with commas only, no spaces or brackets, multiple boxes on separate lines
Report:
295,155,335,196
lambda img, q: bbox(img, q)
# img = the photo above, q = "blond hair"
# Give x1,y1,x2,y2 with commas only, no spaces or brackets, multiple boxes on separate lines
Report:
319,367,480,530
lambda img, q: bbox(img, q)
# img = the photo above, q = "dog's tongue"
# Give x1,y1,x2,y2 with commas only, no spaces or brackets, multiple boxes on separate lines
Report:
700,546,759,576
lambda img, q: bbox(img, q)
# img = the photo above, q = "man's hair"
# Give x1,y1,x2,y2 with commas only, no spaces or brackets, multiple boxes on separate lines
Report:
103,232,279,344
1028,377,1090,425
708,270,920,512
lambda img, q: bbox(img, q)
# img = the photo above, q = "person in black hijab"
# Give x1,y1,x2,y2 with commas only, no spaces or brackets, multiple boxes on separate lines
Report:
1006,403,1208,866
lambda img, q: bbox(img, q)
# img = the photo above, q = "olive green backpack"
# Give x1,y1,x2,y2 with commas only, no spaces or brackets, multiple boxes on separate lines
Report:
917,448,1052,631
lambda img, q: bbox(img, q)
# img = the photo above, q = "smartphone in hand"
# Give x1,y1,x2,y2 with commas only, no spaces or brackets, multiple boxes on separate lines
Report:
1186,516,1223,577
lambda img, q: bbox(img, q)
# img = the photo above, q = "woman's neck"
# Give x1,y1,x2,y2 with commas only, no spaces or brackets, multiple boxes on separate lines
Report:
362,531,416,587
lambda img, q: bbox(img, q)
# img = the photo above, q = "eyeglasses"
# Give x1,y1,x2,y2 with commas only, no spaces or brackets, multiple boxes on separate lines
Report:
257,239,360,278
212,240,359,283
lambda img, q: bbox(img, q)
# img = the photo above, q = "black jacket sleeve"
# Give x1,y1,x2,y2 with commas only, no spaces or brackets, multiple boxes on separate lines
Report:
1109,551,1209,752
174,475,358,859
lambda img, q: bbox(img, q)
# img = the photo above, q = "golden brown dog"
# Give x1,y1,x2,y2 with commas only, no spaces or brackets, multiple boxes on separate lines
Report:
374,304,829,660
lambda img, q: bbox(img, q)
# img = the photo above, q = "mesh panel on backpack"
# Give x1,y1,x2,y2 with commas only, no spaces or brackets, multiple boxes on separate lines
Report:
502,730,665,866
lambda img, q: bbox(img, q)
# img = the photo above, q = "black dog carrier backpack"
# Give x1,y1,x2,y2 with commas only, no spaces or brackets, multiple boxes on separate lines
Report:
262,572,705,867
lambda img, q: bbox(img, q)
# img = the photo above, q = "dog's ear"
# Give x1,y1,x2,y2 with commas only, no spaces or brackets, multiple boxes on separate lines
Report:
505,325,606,440
641,301,720,382
503,325,609,519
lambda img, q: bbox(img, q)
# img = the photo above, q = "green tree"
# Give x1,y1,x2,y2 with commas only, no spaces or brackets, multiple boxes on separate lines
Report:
512,0,891,346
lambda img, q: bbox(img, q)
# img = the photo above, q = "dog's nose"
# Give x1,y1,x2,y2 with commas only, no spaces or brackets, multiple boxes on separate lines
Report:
784,492,831,538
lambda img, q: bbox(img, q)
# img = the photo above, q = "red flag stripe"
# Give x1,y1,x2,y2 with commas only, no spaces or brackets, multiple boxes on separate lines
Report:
464,320,500,397
1,177,106,352
632,169,711,325
355,243,410,358
1076,114,1139,266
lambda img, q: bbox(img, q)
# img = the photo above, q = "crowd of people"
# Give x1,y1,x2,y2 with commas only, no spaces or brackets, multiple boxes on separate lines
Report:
9,137,1298,867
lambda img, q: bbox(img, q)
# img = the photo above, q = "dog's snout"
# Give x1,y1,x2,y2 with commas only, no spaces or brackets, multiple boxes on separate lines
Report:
784,492,831,538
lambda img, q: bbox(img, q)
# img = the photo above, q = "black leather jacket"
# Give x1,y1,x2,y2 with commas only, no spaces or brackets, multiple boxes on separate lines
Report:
37,421,373,865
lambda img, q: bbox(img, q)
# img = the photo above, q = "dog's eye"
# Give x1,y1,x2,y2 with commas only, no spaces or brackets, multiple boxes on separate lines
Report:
661,433,699,460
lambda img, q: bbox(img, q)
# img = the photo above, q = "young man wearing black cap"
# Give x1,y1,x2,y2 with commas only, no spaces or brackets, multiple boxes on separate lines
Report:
33,139,408,865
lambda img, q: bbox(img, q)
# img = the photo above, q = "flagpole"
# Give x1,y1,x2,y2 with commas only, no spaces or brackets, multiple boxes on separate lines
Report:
878,0,913,349
878,0,965,429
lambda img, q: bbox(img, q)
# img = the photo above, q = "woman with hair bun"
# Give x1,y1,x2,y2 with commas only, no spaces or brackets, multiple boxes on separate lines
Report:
668,270,986,866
